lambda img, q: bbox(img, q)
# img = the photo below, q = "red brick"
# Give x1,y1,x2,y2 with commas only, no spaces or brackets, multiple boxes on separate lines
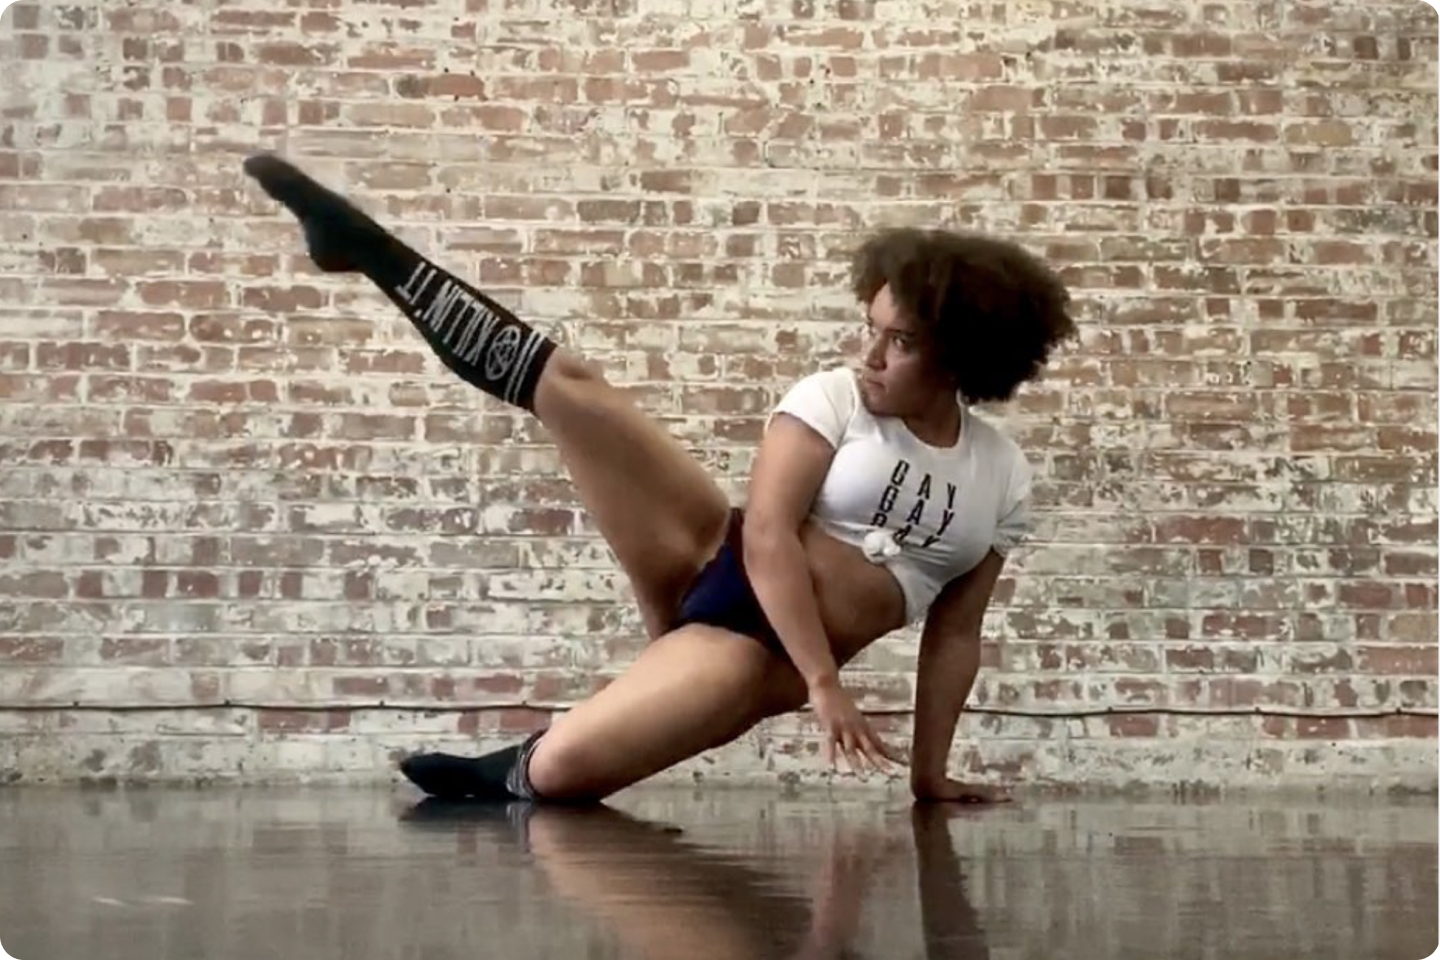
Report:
98,638,169,664
259,710,350,733
1200,614,1287,640
1297,717,1351,740
1384,552,1437,577
87,376,174,404
1358,646,1438,675
187,379,281,404
1164,647,1214,672
94,311,186,340
1385,613,1437,643
330,675,386,698
1355,716,1438,739
1153,517,1248,545
35,342,131,371
0,373,81,402
0,637,65,662
240,285,325,313
1107,715,1160,738
174,572,222,599
1290,648,1354,674
1337,582,1397,609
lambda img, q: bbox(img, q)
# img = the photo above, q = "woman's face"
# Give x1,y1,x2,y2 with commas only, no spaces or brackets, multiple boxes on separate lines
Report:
856,283,955,417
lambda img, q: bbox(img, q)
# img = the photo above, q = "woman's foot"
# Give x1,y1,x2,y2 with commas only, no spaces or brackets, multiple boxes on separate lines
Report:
242,152,390,272
399,749,522,800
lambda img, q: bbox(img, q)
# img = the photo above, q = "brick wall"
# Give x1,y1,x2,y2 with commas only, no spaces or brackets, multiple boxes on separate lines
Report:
0,0,1435,792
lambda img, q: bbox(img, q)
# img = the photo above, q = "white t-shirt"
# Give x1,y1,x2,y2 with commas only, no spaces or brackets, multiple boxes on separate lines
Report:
764,366,1033,625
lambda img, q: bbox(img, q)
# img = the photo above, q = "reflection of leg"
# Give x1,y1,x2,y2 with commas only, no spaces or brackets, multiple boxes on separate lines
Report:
911,806,990,959
525,806,811,960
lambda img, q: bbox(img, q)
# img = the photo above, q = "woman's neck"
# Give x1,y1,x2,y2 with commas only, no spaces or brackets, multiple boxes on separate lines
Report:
903,391,963,448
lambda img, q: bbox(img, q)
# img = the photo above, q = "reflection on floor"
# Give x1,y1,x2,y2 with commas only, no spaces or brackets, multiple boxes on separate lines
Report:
0,784,1434,960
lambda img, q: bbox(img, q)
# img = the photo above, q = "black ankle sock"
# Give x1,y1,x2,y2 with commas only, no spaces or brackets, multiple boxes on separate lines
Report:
399,744,523,800
242,152,557,412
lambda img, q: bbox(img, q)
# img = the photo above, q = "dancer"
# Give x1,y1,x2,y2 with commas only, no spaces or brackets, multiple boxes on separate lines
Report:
242,153,1076,804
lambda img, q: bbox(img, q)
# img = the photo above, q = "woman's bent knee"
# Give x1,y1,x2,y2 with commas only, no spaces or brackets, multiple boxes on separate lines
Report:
549,348,603,383
524,733,595,801
525,726,651,803
532,349,607,423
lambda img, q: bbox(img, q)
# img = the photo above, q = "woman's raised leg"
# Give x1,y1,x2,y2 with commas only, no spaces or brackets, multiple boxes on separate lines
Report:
530,351,734,638
243,153,733,635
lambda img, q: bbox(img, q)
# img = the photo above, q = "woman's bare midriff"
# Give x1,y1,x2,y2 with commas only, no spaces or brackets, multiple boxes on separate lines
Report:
796,520,909,666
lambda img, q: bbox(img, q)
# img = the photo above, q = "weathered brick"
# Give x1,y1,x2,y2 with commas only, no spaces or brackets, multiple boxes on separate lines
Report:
0,0,1432,790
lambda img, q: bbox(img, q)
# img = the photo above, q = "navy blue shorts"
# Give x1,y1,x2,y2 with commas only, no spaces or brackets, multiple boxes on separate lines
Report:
671,508,787,658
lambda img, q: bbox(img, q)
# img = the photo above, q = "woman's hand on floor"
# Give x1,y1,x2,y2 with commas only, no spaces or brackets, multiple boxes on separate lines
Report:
809,678,906,778
911,776,1011,805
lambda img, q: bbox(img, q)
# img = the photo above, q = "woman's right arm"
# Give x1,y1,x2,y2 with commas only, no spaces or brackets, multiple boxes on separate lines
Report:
743,412,899,776
742,412,843,693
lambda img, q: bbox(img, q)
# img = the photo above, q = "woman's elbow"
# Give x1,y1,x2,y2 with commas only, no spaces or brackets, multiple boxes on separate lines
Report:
740,509,799,566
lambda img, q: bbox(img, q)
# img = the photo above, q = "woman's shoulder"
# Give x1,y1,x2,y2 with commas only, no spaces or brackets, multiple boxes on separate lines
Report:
793,364,860,394
777,365,863,416
769,365,862,447
963,407,1032,481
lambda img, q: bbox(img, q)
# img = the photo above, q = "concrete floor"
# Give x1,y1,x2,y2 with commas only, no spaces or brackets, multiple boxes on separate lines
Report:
0,785,1434,960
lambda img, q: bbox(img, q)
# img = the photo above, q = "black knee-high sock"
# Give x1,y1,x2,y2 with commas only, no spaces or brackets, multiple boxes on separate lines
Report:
242,152,557,412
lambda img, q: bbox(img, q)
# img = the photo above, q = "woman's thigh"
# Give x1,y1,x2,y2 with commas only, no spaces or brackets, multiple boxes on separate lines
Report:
526,624,808,800
533,353,733,636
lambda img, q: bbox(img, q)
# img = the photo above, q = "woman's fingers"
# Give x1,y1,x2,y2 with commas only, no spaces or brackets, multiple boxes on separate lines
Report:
852,721,893,777
853,730,883,775
822,704,906,779
841,729,866,777
852,715,897,775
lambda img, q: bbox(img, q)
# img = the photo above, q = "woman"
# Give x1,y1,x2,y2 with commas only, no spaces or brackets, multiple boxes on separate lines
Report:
242,154,1077,804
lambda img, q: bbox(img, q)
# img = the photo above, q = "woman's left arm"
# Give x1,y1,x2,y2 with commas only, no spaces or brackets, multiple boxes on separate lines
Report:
909,549,1009,803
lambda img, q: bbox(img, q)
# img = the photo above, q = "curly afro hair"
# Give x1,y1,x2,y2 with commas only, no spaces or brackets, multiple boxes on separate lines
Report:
849,227,1077,404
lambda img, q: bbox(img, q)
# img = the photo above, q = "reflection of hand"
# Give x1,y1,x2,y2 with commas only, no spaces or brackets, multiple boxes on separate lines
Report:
800,829,894,959
912,776,1011,805
810,678,907,777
